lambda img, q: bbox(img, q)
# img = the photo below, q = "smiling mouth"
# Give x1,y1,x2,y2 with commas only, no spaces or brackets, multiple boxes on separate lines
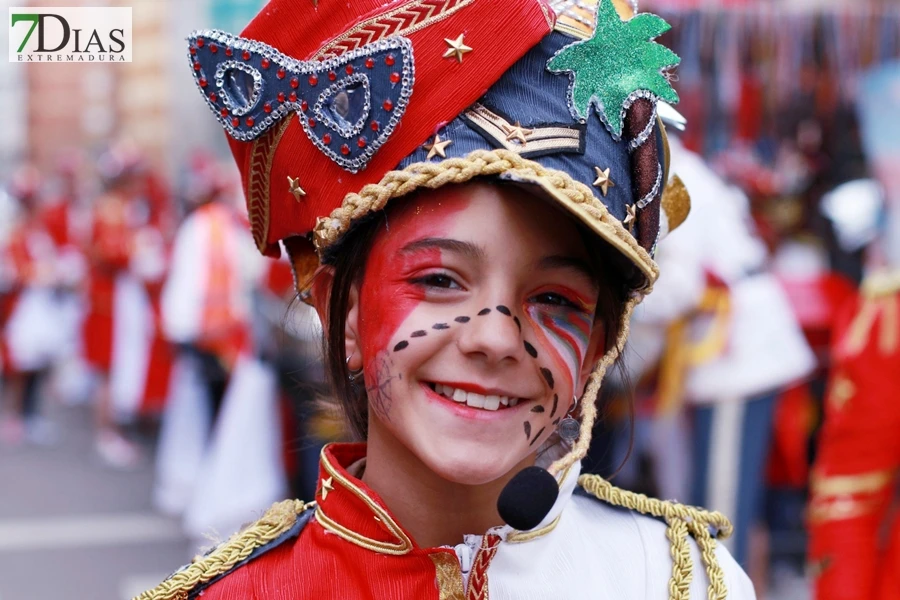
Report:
425,382,521,411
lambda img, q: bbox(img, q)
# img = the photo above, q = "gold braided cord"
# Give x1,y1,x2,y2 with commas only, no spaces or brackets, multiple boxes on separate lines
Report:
133,499,310,600
578,474,733,600
666,516,692,600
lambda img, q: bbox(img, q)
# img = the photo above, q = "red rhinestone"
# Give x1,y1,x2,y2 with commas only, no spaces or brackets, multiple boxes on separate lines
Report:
231,117,239,127
289,91,297,102
242,50,251,60
308,75,318,86
190,47,196,56
290,77,299,89
209,43,218,53
261,58,270,69
277,92,285,103
225,47,233,57
300,100,308,112
277,68,285,79
196,38,204,48
383,99,393,111
209,93,217,103
357,137,366,148
199,78,208,88
308,118,316,128
385,54,395,66
328,72,337,81
246,116,255,127
263,102,272,113
390,72,400,84
323,134,332,144
341,144,350,155
220,108,228,117
365,58,375,69
370,121,380,132
346,65,354,75
193,62,201,71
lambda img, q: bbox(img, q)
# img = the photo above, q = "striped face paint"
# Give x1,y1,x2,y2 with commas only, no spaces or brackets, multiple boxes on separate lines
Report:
524,300,594,391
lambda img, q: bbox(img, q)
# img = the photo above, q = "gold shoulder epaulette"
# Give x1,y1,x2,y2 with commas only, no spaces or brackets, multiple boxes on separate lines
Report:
133,499,311,600
861,270,900,299
578,474,732,600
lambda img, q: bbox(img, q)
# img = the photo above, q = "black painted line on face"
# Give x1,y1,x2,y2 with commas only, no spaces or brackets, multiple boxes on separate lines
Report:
478,308,491,316
529,426,546,446
496,305,512,316
410,330,427,338
393,341,409,352
552,417,560,426
523,421,531,439
550,393,559,417
530,405,545,413
513,316,521,331
524,341,538,358
454,316,471,323
432,323,450,330
541,368,555,389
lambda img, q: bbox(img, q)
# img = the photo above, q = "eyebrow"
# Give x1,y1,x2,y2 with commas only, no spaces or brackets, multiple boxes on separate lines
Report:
536,255,598,289
399,237,486,262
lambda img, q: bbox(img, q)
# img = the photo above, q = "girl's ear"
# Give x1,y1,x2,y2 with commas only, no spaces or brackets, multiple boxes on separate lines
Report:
344,284,362,372
308,265,334,326
579,321,608,393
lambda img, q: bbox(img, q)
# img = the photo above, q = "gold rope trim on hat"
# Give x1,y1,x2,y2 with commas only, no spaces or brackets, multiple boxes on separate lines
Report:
133,499,310,600
578,474,733,600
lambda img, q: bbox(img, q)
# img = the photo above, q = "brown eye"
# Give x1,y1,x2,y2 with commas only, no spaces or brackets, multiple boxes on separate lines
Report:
531,292,577,308
412,273,461,290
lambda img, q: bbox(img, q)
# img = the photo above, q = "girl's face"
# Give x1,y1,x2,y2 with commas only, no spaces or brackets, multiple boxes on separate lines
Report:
346,183,607,485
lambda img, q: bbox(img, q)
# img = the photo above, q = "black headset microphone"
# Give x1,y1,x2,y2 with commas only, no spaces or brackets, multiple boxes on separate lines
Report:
497,466,559,531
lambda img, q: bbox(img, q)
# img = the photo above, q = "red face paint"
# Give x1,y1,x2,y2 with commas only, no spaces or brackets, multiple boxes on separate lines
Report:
357,193,471,366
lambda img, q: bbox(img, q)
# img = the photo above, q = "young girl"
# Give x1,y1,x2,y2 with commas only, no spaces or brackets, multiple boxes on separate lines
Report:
140,0,754,597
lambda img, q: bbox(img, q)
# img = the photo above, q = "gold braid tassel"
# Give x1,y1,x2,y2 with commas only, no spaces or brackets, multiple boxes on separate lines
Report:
133,499,310,600
578,474,732,600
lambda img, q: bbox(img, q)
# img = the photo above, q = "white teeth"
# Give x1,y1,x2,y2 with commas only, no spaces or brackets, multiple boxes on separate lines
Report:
466,392,486,408
433,383,520,411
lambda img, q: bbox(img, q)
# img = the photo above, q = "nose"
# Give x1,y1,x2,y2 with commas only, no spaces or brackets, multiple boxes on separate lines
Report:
456,303,525,365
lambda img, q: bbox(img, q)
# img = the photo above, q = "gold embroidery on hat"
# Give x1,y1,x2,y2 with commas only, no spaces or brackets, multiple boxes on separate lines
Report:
315,0,477,60
463,104,582,155
246,118,291,252
443,34,472,62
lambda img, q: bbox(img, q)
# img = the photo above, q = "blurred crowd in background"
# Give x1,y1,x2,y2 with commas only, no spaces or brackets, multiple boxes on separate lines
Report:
1,0,899,599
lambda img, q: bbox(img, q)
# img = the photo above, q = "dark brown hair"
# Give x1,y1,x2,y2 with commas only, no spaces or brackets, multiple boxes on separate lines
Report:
318,187,638,441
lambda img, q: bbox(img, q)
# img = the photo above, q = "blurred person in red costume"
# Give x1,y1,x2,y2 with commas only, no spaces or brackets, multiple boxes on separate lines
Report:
138,1,755,598
808,60,900,600
84,144,169,468
0,166,66,446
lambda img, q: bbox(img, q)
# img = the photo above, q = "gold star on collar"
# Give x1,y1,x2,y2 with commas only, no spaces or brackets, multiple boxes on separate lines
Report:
320,475,335,500
443,34,472,63
623,204,637,232
592,166,615,197
503,121,533,146
424,134,452,160
287,175,306,201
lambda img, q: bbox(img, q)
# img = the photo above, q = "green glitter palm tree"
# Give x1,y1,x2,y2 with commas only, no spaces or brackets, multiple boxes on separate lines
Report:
547,0,680,139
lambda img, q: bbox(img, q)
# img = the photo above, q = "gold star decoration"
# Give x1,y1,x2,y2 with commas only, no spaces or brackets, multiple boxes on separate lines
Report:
443,34,472,63
623,203,637,232
503,121,533,146
592,166,615,196
424,134,453,160
320,476,334,500
287,175,306,201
